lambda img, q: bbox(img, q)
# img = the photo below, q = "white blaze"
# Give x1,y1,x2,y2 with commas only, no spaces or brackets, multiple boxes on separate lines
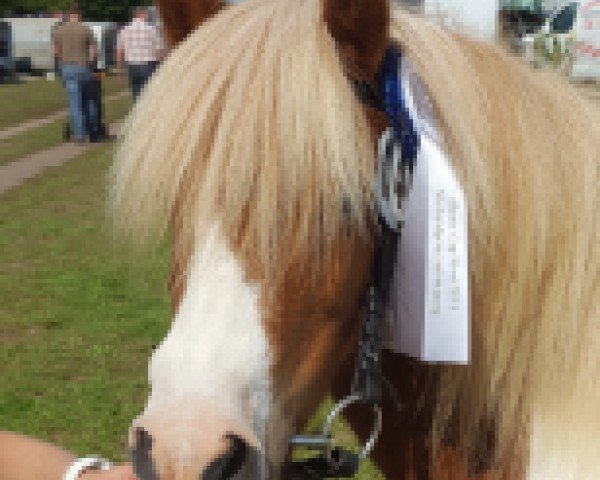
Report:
146,225,272,445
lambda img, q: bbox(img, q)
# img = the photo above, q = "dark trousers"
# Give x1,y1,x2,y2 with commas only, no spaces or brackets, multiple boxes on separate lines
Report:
82,76,103,140
127,61,158,101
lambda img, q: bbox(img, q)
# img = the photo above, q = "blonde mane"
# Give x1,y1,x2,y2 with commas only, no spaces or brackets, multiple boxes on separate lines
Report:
111,0,599,475
390,11,600,473
110,0,375,275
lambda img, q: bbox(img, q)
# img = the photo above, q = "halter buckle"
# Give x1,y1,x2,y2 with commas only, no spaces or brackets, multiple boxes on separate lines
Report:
322,394,382,463
287,395,382,478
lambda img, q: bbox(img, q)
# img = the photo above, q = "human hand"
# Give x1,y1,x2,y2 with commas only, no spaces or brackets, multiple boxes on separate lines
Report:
80,464,138,480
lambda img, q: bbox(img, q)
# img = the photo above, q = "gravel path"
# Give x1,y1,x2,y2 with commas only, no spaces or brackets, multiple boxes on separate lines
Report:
0,122,120,195
0,91,127,141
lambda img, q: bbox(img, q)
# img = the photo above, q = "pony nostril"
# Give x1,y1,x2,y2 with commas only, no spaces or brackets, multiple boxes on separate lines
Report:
129,427,160,480
201,433,249,480
136,427,153,451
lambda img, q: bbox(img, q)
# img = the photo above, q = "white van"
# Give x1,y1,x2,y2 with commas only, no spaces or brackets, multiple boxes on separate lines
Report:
84,22,117,71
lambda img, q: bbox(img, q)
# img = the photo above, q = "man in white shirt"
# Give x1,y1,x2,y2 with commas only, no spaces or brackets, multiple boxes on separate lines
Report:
116,7,164,101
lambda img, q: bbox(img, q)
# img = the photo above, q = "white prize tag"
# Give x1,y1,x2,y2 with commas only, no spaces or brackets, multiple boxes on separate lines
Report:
382,59,470,364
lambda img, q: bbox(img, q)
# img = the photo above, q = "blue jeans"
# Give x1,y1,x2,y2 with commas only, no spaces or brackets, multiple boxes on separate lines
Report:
127,62,158,101
61,64,97,141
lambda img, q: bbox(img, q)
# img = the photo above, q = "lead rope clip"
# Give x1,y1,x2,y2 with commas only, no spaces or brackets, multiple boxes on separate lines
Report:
287,395,382,478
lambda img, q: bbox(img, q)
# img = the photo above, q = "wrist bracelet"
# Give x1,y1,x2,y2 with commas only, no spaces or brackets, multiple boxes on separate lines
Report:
63,456,113,480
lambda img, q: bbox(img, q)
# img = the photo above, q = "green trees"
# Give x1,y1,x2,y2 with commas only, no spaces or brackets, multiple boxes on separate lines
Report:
84,0,146,22
1,0,146,22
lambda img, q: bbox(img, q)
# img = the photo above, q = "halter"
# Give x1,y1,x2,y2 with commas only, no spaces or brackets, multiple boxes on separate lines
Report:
286,44,419,479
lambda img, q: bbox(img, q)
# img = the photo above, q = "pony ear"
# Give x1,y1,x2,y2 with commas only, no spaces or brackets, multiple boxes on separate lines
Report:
323,0,390,80
155,0,226,47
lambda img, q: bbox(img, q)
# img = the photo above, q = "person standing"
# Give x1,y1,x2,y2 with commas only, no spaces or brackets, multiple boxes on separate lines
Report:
53,3,98,143
116,7,164,101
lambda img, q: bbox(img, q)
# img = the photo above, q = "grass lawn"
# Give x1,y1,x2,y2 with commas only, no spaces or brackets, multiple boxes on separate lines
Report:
0,146,382,478
0,95,132,167
0,75,125,130
0,145,171,460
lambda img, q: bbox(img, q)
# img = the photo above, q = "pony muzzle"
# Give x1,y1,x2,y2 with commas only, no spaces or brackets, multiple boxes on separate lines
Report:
128,406,265,480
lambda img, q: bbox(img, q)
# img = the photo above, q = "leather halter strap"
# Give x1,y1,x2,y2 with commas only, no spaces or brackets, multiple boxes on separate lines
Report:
286,45,419,480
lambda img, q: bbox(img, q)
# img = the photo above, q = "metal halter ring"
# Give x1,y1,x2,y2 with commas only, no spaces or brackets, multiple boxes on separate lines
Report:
322,394,383,464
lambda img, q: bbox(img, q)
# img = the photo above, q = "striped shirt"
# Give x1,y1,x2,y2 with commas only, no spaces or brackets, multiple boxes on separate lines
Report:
117,18,163,64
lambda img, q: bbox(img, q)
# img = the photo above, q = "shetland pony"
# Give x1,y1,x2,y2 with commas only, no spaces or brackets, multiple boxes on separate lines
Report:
110,0,600,478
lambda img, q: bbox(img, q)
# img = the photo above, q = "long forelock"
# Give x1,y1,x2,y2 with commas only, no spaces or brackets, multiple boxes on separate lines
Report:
110,0,376,277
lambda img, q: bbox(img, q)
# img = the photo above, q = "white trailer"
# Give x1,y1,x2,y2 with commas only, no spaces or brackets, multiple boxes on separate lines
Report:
1,17,60,72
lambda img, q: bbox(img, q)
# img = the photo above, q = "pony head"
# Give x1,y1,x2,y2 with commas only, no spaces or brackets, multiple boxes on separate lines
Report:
112,0,390,477
111,0,600,478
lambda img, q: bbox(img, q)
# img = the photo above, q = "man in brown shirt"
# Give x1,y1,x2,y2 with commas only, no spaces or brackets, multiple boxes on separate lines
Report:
53,3,98,143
